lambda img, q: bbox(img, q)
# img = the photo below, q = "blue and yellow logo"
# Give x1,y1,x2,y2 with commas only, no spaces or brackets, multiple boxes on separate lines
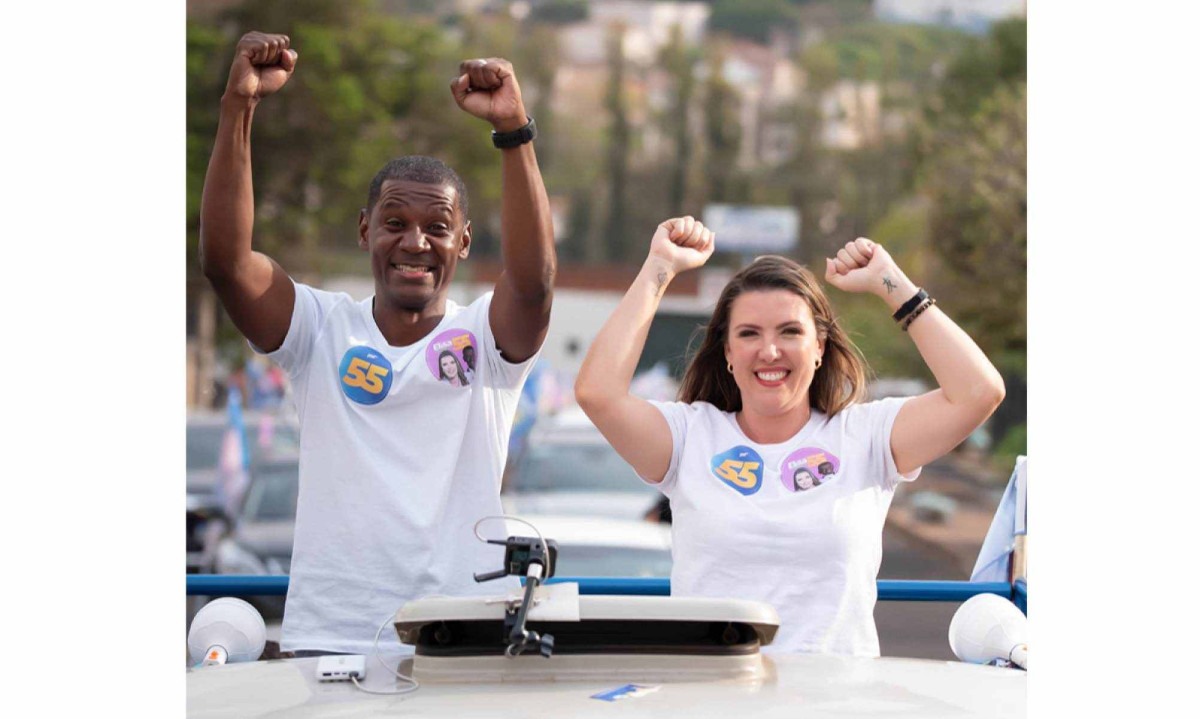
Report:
338,346,393,405
710,446,764,496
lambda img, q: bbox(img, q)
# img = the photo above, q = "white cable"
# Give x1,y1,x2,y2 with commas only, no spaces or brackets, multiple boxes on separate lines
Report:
348,612,420,697
350,674,416,696
473,515,549,578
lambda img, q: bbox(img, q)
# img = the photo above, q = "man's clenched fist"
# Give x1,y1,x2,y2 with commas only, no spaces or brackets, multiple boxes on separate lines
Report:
225,32,298,102
450,58,527,132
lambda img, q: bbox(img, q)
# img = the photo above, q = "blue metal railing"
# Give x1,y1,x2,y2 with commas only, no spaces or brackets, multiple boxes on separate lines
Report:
1013,578,1027,614
186,575,1025,610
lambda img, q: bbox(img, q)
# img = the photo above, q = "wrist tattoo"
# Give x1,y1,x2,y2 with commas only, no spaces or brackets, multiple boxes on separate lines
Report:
655,271,668,296
882,276,897,294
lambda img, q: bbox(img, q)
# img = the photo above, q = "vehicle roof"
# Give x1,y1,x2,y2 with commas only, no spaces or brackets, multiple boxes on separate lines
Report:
500,515,671,551
527,406,606,442
187,652,1025,717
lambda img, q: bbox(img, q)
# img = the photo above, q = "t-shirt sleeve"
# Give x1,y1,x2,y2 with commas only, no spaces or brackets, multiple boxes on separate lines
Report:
477,291,541,390
853,396,921,489
645,400,693,495
255,281,331,378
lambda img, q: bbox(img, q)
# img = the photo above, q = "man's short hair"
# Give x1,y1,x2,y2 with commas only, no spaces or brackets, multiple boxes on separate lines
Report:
367,156,469,219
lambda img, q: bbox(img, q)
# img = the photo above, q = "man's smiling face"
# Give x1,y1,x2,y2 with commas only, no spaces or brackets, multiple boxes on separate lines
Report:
358,179,470,313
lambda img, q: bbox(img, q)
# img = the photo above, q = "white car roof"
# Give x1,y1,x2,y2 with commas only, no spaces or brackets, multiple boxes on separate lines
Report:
526,406,604,441
188,651,1025,717
500,515,671,551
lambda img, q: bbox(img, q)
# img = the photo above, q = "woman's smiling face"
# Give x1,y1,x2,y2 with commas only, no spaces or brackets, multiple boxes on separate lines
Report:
725,289,825,419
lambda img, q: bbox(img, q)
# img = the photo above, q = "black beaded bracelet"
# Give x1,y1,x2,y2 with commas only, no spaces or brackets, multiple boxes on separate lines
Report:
901,297,936,331
892,288,928,323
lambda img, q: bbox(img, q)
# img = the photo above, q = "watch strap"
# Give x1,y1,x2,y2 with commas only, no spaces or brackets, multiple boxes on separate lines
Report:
491,117,537,149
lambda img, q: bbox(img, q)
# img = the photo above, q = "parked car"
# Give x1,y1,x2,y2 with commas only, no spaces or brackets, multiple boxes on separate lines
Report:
867,377,929,400
210,457,300,618
502,515,673,578
502,407,663,520
186,411,298,573
187,411,300,500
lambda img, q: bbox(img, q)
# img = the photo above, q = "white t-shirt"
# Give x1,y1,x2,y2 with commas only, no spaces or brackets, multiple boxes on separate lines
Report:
261,283,535,654
648,397,918,656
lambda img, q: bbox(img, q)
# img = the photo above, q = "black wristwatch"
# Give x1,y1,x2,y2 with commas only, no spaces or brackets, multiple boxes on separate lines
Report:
491,117,537,149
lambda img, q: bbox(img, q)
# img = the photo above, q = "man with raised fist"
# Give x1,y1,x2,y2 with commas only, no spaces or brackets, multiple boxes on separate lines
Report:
199,32,555,656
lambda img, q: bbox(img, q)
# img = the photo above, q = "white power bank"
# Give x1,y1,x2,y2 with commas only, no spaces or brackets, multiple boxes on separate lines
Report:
315,654,366,682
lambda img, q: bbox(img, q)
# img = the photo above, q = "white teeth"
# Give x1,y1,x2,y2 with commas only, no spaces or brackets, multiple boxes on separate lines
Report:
391,263,431,272
756,370,787,382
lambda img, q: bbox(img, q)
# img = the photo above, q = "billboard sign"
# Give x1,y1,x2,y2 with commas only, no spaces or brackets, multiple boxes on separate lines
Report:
702,204,800,254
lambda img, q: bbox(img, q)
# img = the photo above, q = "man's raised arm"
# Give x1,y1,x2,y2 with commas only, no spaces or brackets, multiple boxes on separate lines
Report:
451,59,556,363
200,32,299,353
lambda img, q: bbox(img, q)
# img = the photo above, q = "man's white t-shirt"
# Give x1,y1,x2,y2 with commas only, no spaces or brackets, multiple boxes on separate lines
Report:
648,397,918,656
261,282,535,654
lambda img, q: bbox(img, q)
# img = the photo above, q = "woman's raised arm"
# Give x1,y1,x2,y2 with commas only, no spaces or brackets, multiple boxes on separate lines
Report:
825,238,1005,475
574,217,715,483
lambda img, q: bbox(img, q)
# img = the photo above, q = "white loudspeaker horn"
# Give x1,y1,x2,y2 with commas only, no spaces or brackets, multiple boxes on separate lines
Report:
948,593,1027,669
188,597,267,666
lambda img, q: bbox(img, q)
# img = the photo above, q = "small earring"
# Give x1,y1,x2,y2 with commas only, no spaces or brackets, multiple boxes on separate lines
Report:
727,361,734,373
815,357,822,369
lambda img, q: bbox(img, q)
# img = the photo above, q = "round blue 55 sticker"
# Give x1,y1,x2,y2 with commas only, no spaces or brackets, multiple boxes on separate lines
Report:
338,346,393,405
710,445,764,496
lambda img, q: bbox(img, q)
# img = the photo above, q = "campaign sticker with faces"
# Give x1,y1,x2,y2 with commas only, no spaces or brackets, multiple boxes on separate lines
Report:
710,445,765,496
425,328,478,388
338,346,394,405
779,447,841,493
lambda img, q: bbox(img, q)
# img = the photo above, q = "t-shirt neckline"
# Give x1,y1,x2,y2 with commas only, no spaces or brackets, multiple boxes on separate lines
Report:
721,407,827,450
362,295,461,351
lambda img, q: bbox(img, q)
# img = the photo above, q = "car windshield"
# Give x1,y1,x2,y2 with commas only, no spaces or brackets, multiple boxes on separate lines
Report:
186,426,225,471
509,441,649,493
241,465,299,522
187,420,300,471
260,422,300,457
554,546,673,578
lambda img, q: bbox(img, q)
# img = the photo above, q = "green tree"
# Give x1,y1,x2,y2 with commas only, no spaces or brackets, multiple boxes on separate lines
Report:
187,22,232,280
658,24,699,216
916,19,1027,375
920,82,1026,374
773,41,839,265
708,0,794,44
512,24,562,170
702,46,742,204
932,18,1026,118
603,23,632,261
907,18,1027,447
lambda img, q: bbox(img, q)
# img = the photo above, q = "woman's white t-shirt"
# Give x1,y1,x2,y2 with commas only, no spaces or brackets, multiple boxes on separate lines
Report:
648,397,918,656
